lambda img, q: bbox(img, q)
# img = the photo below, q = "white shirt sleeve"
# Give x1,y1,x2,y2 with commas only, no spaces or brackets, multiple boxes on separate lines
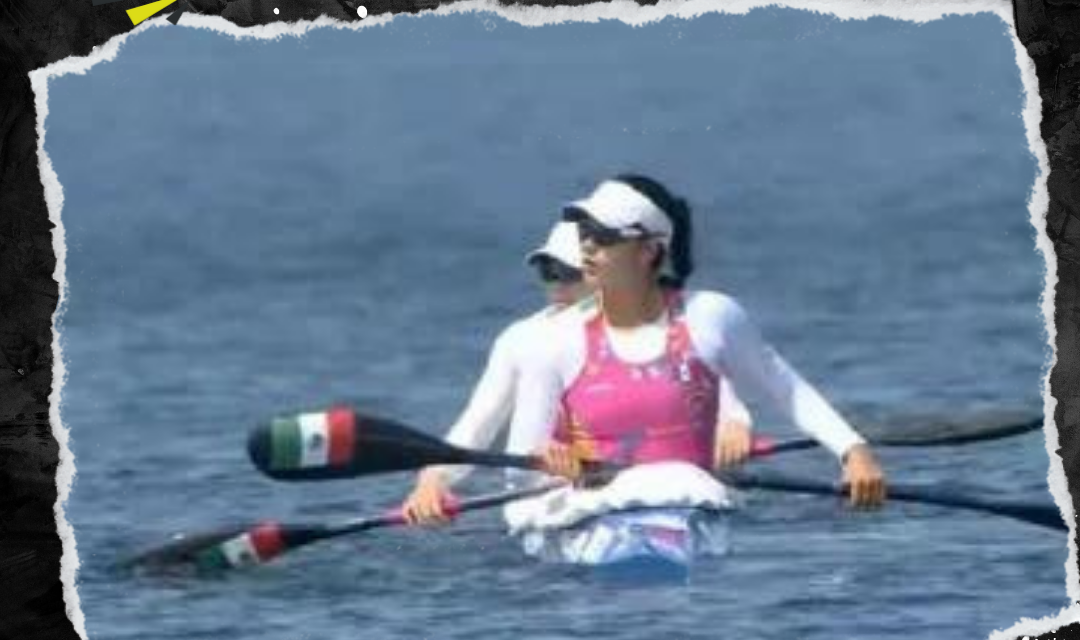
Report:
688,292,865,460
499,348,567,490
503,308,586,457
434,323,521,486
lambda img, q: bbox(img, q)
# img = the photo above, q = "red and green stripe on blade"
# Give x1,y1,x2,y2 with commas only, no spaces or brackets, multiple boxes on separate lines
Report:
268,407,357,472
196,522,288,570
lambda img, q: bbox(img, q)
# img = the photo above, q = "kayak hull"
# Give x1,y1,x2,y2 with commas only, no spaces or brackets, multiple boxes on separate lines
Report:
516,506,729,582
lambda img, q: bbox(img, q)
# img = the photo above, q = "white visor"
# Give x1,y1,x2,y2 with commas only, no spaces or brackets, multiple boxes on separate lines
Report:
566,180,674,241
565,180,677,279
525,221,583,269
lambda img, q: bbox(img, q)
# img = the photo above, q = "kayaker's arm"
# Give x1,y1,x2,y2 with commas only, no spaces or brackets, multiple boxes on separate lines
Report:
431,326,519,486
402,326,526,526
502,319,577,475
697,295,866,461
698,295,885,507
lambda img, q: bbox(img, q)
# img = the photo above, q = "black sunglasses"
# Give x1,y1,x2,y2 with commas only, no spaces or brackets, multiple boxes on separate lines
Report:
535,258,583,284
575,217,651,248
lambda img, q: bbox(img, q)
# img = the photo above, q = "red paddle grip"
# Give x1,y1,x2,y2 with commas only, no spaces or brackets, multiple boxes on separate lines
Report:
749,436,777,456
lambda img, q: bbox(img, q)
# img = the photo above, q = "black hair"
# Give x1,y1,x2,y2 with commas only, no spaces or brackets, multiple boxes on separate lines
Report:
611,173,695,289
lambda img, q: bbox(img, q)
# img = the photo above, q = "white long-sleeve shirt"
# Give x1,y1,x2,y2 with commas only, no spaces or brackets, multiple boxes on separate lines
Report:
505,290,866,465
436,299,752,485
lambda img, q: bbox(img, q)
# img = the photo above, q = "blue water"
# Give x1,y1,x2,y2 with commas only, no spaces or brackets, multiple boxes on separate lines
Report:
46,8,1061,640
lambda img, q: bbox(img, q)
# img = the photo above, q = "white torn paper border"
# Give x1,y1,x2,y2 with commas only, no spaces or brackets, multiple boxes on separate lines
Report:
27,1,1072,638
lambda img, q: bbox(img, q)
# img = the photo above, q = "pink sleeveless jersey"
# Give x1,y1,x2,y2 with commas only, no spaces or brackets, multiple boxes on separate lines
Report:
554,293,719,468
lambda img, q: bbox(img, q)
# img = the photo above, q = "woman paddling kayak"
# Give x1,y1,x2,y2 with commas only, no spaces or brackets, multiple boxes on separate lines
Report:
519,174,887,508
402,220,756,524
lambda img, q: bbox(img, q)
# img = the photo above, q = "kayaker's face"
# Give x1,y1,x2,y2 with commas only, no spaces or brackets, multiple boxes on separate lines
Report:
535,258,589,308
580,233,660,293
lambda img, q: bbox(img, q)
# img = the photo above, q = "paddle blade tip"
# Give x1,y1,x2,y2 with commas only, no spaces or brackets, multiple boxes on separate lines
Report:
117,531,239,577
119,522,295,576
247,424,271,472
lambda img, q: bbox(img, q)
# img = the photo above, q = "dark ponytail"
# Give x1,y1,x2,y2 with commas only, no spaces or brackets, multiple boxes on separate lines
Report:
612,173,695,289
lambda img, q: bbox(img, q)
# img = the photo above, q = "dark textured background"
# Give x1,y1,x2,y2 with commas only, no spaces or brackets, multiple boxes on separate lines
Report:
0,1,1077,638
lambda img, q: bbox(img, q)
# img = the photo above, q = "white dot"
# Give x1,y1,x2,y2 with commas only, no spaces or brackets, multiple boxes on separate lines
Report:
357,5,367,18
273,7,279,14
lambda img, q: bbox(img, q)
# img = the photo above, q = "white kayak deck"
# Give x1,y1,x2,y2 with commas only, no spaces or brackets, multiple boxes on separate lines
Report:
502,462,736,572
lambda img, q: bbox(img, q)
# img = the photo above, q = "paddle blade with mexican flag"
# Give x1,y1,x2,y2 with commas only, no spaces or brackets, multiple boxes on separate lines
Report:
121,522,301,573
247,406,487,480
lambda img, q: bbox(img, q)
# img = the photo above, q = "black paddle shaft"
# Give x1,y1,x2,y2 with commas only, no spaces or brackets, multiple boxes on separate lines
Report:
247,408,542,481
248,406,1044,482
122,481,564,573
720,469,1067,532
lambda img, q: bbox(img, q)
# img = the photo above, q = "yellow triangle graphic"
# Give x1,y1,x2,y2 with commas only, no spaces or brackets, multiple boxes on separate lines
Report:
127,0,178,25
